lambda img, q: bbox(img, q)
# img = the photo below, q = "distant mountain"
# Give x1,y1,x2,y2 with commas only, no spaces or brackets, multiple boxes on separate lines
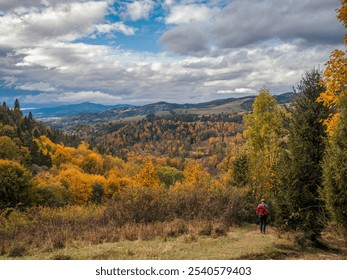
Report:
45,92,294,131
22,102,133,118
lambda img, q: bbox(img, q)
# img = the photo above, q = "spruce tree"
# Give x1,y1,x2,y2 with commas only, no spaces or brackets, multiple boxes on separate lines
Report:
322,95,347,243
14,98,20,110
275,69,330,241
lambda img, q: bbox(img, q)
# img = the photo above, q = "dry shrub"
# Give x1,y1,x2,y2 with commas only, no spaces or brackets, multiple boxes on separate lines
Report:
105,181,254,226
52,234,66,249
8,244,27,257
51,254,73,260
0,183,255,254
120,224,139,241
163,219,188,237
138,224,157,241
211,222,228,238
187,220,228,238
105,185,170,224
182,232,198,243
0,206,111,252
189,220,213,236
168,183,255,225
0,243,6,255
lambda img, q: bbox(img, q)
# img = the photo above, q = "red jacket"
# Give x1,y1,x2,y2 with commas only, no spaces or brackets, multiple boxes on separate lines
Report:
256,203,269,216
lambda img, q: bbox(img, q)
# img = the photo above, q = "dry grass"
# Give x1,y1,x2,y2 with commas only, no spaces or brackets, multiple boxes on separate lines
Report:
1,223,346,260
0,225,277,260
0,206,233,259
1,206,346,260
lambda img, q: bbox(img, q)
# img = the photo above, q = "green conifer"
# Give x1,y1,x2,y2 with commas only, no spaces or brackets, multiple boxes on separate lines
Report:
275,69,330,241
321,95,347,243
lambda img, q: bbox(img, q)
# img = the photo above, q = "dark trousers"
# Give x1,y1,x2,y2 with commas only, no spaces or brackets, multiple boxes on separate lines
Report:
259,215,268,233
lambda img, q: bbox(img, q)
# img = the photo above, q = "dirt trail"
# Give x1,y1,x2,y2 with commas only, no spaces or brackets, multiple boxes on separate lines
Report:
239,226,347,260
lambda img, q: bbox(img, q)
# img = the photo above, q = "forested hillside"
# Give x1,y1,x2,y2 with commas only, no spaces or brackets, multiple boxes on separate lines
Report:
84,114,244,161
0,101,80,169
0,1,346,260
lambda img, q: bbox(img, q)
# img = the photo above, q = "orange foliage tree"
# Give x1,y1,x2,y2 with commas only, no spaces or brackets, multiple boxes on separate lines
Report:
133,158,160,188
318,0,347,135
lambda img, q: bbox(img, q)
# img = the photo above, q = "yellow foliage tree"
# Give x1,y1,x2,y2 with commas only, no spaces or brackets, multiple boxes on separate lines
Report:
58,165,90,204
81,152,104,174
106,166,133,196
182,160,210,189
244,88,284,198
37,136,74,166
318,0,347,135
133,158,160,188
58,165,106,204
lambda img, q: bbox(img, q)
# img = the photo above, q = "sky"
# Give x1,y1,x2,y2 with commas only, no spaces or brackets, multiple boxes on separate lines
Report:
0,0,345,107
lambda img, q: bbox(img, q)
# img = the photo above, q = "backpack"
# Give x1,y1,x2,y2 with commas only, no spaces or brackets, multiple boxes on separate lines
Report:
257,204,269,216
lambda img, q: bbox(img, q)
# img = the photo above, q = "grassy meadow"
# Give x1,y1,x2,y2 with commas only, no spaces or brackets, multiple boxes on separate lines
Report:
1,206,346,260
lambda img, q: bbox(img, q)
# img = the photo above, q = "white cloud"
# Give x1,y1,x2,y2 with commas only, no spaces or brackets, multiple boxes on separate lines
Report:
2,76,18,87
124,0,154,21
163,0,175,7
160,0,344,55
2,37,340,105
95,22,136,36
23,90,122,104
17,82,58,92
0,1,108,47
217,88,254,95
0,1,89,12
166,4,218,24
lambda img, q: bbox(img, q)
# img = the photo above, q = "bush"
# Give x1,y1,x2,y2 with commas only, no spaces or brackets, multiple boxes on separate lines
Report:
104,181,255,226
8,244,27,257
30,184,72,207
0,160,33,208
106,185,170,224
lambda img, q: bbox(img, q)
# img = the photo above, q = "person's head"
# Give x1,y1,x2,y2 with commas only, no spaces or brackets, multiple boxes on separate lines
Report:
261,198,265,203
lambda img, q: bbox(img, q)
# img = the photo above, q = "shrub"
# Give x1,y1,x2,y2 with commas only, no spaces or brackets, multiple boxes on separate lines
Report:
8,244,27,257
0,160,33,208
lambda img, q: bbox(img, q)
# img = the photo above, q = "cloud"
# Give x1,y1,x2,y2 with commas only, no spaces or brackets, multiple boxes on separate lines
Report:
212,0,343,49
123,0,154,21
159,25,209,55
163,0,175,7
217,88,254,95
0,1,108,47
95,22,136,36
2,76,18,87
160,0,345,55
17,82,58,92
166,4,219,24
0,0,63,12
23,90,122,105
1,37,340,105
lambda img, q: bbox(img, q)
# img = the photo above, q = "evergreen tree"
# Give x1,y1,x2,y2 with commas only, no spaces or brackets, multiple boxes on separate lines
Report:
275,69,330,241
14,98,20,110
231,153,249,187
321,95,347,243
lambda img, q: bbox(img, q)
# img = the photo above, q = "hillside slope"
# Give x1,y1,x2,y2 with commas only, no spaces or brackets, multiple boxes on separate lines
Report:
46,92,293,130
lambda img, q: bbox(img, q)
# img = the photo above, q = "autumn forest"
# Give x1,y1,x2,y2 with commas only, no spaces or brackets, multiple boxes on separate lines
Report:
0,1,347,260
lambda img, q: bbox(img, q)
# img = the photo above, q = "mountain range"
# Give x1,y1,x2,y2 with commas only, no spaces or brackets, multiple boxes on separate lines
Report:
22,102,132,118
42,92,294,131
